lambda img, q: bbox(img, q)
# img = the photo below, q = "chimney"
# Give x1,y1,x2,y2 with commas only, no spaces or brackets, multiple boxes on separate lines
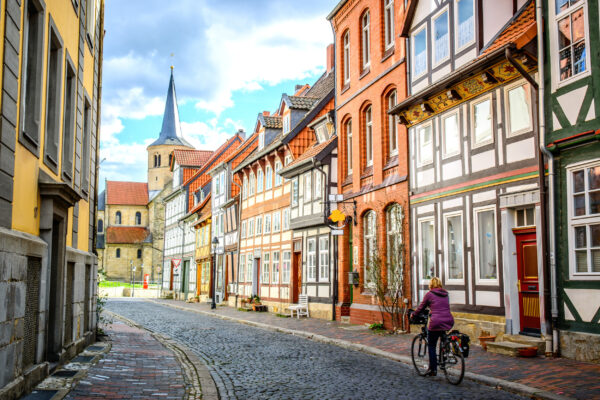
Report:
262,111,270,116
237,128,246,141
326,43,334,74
295,84,304,92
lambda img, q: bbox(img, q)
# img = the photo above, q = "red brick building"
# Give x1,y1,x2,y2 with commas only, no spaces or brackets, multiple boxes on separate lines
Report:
327,0,411,327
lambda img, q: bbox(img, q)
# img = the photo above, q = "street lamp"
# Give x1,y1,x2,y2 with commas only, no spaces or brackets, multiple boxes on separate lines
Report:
211,236,219,309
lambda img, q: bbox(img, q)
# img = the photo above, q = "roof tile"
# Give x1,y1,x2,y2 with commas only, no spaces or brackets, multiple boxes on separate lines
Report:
106,227,151,244
172,149,214,167
106,181,148,205
480,1,535,56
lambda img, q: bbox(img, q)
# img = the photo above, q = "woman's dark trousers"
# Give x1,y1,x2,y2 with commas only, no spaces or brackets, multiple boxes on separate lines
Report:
428,330,443,371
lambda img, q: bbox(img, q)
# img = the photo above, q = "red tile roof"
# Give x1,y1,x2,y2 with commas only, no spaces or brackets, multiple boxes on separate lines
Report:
286,135,336,169
106,181,148,205
172,149,214,167
481,1,536,56
106,227,150,244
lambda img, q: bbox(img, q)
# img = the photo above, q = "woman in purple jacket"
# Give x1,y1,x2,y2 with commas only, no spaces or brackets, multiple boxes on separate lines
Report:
413,277,454,376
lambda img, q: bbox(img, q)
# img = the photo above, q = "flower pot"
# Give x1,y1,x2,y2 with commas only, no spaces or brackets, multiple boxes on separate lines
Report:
252,304,262,311
478,335,496,351
518,347,538,357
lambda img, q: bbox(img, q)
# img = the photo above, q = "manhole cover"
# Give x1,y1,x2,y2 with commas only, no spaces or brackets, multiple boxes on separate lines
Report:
72,355,95,363
53,370,78,377
21,390,58,400
86,345,104,351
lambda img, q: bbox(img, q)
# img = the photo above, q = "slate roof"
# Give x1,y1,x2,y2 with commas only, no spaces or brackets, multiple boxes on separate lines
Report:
149,69,193,148
106,181,148,205
106,227,151,244
172,149,214,167
98,190,105,211
304,71,334,98
480,0,535,56
284,95,320,110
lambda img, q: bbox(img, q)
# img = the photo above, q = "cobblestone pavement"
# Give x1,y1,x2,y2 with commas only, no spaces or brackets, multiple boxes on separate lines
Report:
106,299,525,400
66,318,187,400
152,299,600,400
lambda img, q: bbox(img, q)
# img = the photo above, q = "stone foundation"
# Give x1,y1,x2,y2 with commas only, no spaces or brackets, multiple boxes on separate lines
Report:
559,330,600,363
452,312,506,343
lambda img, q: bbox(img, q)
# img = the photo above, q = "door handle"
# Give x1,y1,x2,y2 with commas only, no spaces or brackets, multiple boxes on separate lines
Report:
517,280,521,291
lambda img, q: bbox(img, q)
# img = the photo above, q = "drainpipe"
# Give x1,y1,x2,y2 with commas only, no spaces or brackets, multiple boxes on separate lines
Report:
232,174,244,309
535,0,559,356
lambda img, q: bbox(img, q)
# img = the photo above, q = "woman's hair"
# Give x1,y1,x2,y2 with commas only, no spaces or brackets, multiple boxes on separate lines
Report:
429,277,443,289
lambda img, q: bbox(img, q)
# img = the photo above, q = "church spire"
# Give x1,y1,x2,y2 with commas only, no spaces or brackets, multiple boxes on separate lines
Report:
149,68,192,147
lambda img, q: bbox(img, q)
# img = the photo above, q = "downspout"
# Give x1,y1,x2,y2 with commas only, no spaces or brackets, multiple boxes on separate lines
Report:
535,0,559,356
232,175,243,309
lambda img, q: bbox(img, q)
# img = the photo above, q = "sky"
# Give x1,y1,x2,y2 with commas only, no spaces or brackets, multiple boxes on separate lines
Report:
99,0,339,191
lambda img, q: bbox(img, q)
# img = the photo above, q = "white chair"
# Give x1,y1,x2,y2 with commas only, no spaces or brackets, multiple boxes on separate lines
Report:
288,294,309,318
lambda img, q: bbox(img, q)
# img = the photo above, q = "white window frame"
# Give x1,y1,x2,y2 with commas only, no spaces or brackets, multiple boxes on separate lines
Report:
412,25,428,79
249,172,255,196
319,236,330,282
264,214,271,234
304,172,312,202
257,168,264,193
504,80,533,137
283,208,290,230
239,254,246,282
432,6,450,67
343,30,350,85
256,215,262,235
346,119,353,175
274,160,283,186
416,122,433,167
247,255,253,283
443,212,465,284
386,204,403,285
282,251,291,284
265,164,273,190
471,94,494,148
242,176,248,199
292,177,299,206
262,252,270,284
241,220,246,239
473,206,499,285
307,238,317,282
441,110,460,159
272,251,280,284
363,210,377,288
273,211,281,232
258,131,265,149
314,170,322,199
455,0,476,52
566,158,600,279
384,0,394,50
283,114,290,134
388,91,398,157
361,10,371,70
365,106,373,167
418,217,436,283
248,218,254,237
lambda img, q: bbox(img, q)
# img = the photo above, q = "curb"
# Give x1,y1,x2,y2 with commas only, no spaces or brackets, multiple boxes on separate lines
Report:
105,310,219,400
150,299,573,400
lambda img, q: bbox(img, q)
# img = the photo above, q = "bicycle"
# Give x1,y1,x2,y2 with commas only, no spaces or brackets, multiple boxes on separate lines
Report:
409,310,465,385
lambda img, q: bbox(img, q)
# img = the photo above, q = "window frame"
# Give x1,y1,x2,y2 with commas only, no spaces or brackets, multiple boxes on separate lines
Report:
470,94,494,148
249,172,255,196
365,106,373,167
411,24,428,79
474,206,500,285
345,119,353,175
319,236,330,282
416,121,433,167
304,172,312,202
239,254,246,282
307,237,317,282
262,252,270,284
441,110,461,159
283,208,290,230
264,214,271,234
383,0,395,51
386,204,403,286
418,217,436,283
256,215,263,235
504,80,533,137
361,10,371,70
282,251,291,284
455,0,476,52
275,160,283,186
265,164,273,190
272,251,280,284
43,18,64,173
256,168,264,193
273,211,281,232
292,177,299,206
432,6,450,67
343,30,350,85
388,90,398,157
443,211,465,284
241,220,246,239
553,0,591,86
363,210,377,288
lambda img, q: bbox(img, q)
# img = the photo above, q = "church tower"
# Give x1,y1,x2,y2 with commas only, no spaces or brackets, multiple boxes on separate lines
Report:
147,67,193,192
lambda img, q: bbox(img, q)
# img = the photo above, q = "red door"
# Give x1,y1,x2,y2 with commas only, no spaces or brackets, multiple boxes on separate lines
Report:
514,229,541,334
292,252,302,303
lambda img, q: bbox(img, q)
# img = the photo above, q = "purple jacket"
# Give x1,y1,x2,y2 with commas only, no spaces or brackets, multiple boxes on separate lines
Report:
414,288,454,331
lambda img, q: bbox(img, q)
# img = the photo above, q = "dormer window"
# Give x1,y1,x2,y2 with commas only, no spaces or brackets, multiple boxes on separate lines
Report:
314,122,328,144
283,114,291,133
361,10,371,70
259,132,265,150
456,0,475,50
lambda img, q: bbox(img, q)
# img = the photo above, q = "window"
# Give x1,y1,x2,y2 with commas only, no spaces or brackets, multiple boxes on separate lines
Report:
319,236,330,281
243,176,248,199
343,30,350,85
214,175,221,196
365,106,373,167
556,0,587,81
264,214,271,234
363,211,377,287
61,59,76,182
307,238,317,281
413,26,427,78
220,171,226,195
272,251,280,284
304,172,312,201
282,251,291,284
137,249,142,259
239,254,246,282
456,0,475,49
20,0,45,152
116,211,122,225
361,11,371,69
256,216,262,235
116,248,121,258
265,164,273,190
346,119,353,175
273,211,281,232
472,97,493,146
506,83,532,136
262,252,270,284
568,162,600,274
419,219,435,280
241,220,247,239
475,208,498,281
81,98,92,193
98,219,103,233
315,123,328,143
516,207,536,227
292,178,299,206
283,208,290,230
442,112,460,157
445,213,464,281
285,155,293,166
44,22,63,172
249,172,255,196
283,115,291,134
417,124,433,166
387,91,398,156
315,171,322,199
275,161,283,186
247,255,253,283
257,168,264,193
384,0,394,50
86,0,98,40
386,204,403,284
248,218,255,237
259,131,265,150
433,9,449,65
135,212,141,225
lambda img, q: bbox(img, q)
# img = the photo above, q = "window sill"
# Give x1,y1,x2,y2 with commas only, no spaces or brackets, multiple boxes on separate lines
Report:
384,155,399,170
341,83,350,95
359,67,370,80
381,47,394,63
361,166,373,179
342,175,353,186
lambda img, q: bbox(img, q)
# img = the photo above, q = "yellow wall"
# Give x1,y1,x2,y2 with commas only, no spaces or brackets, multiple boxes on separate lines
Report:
147,144,191,191
103,244,152,281
105,204,149,227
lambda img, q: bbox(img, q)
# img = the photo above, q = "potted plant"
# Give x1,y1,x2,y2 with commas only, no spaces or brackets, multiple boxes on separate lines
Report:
478,332,496,350
250,295,262,311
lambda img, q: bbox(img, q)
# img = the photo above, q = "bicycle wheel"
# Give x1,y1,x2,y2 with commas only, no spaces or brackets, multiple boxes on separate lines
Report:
442,340,465,385
411,335,429,376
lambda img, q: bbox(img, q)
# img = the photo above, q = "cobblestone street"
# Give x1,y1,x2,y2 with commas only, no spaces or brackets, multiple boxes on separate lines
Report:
104,299,524,400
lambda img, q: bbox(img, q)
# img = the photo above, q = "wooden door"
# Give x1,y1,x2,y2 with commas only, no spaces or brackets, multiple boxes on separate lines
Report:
515,229,541,334
292,252,302,303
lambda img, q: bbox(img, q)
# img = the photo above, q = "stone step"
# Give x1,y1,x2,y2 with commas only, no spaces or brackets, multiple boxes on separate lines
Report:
486,341,534,357
503,334,545,354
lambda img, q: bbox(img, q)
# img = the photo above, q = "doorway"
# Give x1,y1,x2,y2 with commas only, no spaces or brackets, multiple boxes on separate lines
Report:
46,218,65,361
182,260,189,297
252,257,259,297
514,229,541,335
292,252,301,303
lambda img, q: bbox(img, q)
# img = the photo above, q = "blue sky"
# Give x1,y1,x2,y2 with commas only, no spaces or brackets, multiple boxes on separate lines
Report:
99,0,339,190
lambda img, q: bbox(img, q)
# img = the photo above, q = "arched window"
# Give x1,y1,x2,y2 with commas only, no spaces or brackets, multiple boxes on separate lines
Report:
387,90,398,157
343,30,350,85
168,153,173,167
363,210,377,287
116,248,121,258
137,249,142,259
386,204,403,285
135,212,141,225
345,119,353,176
115,211,121,225
157,154,161,166
364,106,373,168
361,10,371,70
98,219,103,233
